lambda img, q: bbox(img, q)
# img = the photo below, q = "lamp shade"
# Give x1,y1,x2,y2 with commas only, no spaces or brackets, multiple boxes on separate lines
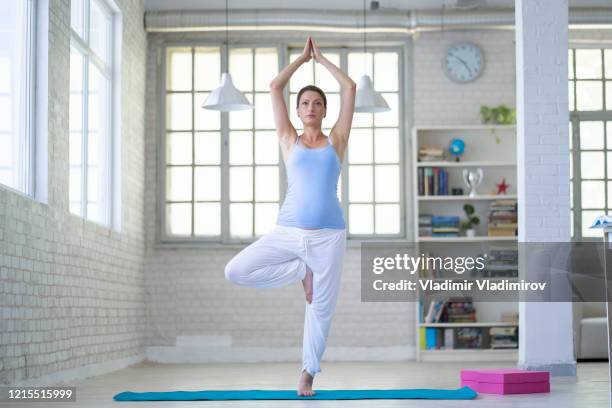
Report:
354,74,390,113
202,73,253,111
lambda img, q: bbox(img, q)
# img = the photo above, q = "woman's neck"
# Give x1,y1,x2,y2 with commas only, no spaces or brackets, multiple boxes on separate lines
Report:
300,126,325,144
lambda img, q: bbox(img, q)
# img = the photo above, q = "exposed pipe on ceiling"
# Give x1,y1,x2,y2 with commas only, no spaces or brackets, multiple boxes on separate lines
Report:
144,8,612,33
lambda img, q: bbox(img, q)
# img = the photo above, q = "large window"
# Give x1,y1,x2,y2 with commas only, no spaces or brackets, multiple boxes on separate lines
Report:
0,0,36,195
69,0,115,226
162,44,403,243
164,46,280,241
569,48,612,239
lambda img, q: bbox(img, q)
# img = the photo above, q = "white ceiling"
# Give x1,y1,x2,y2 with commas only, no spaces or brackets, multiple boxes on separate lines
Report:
144,0,612,11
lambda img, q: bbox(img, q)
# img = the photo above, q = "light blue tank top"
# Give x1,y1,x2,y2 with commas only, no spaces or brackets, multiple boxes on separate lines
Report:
276,135,345,229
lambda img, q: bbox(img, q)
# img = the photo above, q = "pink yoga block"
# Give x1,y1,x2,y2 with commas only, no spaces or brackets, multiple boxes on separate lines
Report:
460,369,550,395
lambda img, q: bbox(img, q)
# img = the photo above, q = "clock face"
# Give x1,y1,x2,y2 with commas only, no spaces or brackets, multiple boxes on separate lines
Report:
443,42,484,83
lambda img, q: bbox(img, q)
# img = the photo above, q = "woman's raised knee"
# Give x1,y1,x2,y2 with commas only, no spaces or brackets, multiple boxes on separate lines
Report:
224,258,243,283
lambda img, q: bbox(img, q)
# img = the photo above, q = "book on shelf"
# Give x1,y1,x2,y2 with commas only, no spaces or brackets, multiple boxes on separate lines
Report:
419,144,445,162
425,327,439,349
419,214,433,237
444,328,455,349
422,297,476,323
431,215,460,237
488,199,517,237
501,312,519,324
455,327,488,349
423,327,454,350
482,247,518,278
419,215,460,238
418,167,449,196
419,327,426,350
422,327,495,350
446,297,476,322
489,326,518,349
420,326,519,350
447,312,477,323
424,300,447,323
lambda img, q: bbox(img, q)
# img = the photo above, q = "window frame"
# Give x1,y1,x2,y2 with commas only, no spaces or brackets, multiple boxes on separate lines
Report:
0,0,37,198
569,46,612,241
160,42,286,245
69,0,116,228
226,46,284,239
157,40,408,246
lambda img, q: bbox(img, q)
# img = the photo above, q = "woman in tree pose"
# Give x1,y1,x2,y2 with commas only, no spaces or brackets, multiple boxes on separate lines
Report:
224,36,356,396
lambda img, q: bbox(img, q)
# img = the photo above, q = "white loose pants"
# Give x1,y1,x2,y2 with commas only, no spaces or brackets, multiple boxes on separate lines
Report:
224,224,347,377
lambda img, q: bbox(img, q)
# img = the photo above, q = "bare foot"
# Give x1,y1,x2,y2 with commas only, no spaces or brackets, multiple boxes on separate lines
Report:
302,265,313,304
297,369,315,397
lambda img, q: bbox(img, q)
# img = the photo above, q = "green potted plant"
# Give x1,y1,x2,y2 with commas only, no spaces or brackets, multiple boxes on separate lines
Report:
460,204,480,237
480,105,516,125
480,106,492,124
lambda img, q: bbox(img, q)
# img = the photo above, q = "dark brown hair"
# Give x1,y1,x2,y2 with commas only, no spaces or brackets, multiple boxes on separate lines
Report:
296,85,327,108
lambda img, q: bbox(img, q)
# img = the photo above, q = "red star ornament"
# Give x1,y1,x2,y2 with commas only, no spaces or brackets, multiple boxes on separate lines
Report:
496,178,510,195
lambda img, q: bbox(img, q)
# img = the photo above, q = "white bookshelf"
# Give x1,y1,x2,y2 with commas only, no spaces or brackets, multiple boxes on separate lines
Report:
412,125,519,362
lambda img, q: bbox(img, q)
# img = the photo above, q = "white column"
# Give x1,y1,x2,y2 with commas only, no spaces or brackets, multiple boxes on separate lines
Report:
515,0,576,377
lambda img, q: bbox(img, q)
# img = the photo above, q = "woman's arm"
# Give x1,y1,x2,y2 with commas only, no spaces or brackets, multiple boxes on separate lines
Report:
269,38,312,141
311,38,356,145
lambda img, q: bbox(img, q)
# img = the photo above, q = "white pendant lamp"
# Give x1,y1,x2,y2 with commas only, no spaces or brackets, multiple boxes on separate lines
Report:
354,0,390,113
202,73,252,111
355,74,389,113
202,0,252,112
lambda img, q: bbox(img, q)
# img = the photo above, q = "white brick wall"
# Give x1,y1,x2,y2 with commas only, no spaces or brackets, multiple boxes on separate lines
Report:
515,0,575,375
0,0,146,385
412,30,516,126
516,0,571,243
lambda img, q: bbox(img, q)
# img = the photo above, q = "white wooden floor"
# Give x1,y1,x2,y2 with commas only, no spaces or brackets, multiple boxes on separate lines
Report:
10,361,609,407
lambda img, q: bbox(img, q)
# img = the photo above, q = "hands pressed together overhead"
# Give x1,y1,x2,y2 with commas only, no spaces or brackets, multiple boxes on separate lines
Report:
301,36,325,63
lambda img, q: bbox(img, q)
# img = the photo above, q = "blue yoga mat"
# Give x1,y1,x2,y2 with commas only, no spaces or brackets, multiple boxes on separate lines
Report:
113,386,477,401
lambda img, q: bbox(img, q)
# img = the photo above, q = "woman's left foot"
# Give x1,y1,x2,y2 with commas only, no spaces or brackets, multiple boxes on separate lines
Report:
297,369,315,396
302,266,313,304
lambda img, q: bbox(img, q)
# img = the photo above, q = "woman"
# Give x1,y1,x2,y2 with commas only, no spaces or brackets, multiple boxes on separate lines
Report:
224,37,356,396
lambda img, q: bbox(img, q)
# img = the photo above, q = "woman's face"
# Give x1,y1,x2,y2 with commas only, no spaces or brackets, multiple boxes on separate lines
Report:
297,90,326,126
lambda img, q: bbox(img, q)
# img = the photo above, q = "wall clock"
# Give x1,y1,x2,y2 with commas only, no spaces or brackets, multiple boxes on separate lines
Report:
443,42,484,83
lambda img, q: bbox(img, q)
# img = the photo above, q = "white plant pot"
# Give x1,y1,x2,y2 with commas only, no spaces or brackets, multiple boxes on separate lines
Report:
465,229,476,238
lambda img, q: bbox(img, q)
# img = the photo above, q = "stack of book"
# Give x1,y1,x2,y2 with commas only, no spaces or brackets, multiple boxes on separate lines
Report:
419,214,433,237
488,200,518,237
455,327,484,349
431,215,460,237
501,312,519,324
482,247,519,278
418,144,445,161
446,297,476,323
489,326,518,349
418,167,449,195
